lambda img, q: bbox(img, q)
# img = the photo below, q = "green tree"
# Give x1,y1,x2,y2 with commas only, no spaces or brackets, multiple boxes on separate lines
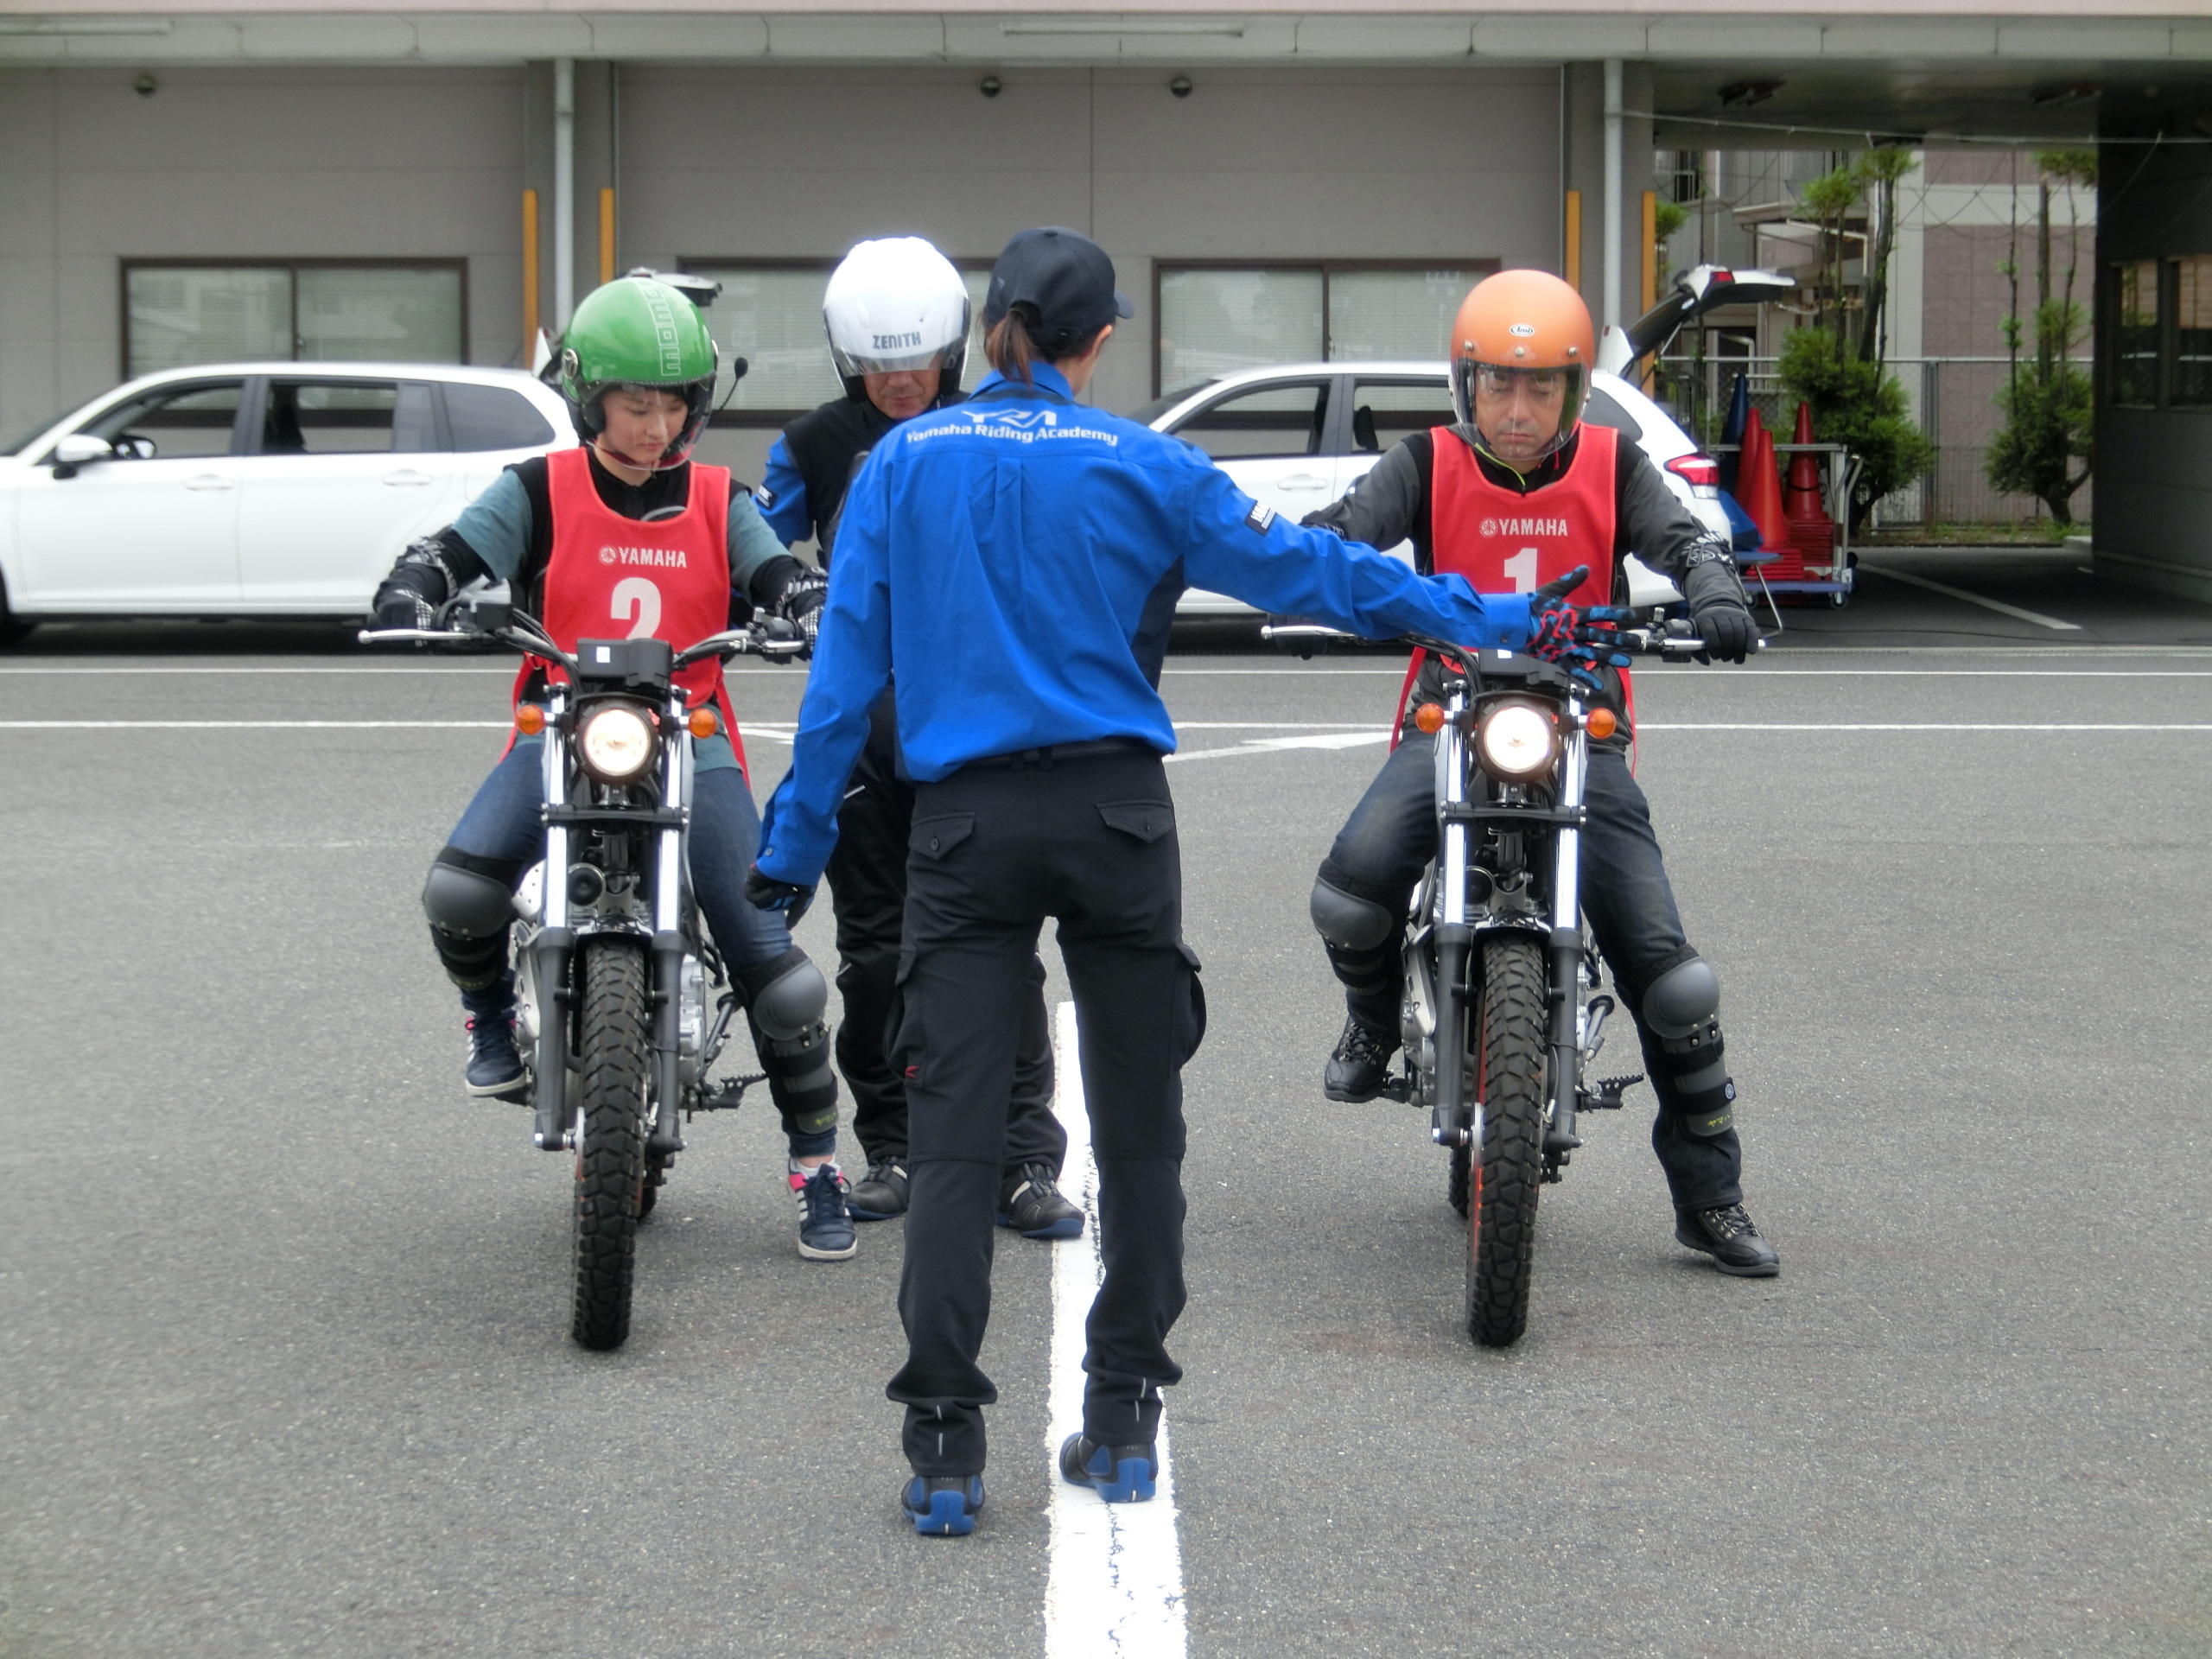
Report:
1779,150,1934,528
1780,329,1936,529
1986,149,2095,524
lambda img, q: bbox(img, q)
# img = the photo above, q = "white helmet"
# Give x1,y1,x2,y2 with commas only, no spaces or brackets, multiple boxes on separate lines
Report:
823,236,970,401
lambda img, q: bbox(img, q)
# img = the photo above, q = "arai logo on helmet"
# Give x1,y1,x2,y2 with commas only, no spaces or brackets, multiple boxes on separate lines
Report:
1508,322,1537,337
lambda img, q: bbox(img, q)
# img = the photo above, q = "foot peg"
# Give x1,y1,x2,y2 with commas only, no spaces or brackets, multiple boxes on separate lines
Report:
1577,1073,1643,1112
688,1071,761,1116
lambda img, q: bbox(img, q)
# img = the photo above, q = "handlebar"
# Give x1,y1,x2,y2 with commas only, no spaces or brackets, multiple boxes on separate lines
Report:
1260,611,1767,662
358,601,807,667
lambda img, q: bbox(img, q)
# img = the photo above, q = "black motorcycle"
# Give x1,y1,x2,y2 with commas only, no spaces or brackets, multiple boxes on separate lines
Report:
1273,611,1742,1347
365,595,804,1351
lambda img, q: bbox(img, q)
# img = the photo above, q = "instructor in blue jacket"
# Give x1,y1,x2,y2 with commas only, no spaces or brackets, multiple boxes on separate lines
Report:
748,226,1572,1537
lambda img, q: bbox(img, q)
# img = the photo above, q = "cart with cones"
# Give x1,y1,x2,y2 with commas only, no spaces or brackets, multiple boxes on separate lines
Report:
1718,401,1857,616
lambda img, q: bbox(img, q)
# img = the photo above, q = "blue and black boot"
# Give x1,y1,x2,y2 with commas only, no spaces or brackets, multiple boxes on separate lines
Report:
902,1473,985,1536
1058,1433,1158,1503
460,977,526,1101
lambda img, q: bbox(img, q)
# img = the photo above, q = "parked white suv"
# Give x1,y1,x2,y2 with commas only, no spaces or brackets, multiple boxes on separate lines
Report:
1138,362,1726,615
0,362,573,638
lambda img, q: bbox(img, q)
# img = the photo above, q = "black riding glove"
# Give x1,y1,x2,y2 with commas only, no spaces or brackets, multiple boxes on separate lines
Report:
369,583,436,632
1689,599,1755,664
1682,556,1756,664
774,571,828,645
744,865,816,929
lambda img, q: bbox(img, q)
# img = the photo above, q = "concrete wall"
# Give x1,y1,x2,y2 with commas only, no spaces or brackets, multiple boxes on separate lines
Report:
2094,129,2212,602
0,66,528,442
614,63,1561,482
1,61,1562,491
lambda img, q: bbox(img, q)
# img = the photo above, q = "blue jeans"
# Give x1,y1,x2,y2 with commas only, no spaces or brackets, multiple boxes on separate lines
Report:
1323,736,1741,1210
445,738,827,1155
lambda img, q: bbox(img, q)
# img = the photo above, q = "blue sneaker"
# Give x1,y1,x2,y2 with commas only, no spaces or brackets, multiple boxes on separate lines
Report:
997,1164,1084,1241
1058,1433,1158,1503
902,1473,985,1536
790,1162,856,1262
463,1007,526,1099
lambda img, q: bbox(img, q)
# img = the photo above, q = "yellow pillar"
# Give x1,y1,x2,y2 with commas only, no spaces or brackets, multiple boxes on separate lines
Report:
522,188,540,360
1564,190,1583,292
598,188,616,286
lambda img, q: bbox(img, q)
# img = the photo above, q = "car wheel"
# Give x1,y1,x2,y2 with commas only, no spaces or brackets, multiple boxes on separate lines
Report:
0,573,36,645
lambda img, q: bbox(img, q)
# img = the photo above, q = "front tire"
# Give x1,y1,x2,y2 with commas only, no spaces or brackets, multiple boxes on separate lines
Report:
1465,934,1547,1348
572,938,649,1351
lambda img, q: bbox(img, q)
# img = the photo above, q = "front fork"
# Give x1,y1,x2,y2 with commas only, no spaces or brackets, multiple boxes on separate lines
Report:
531,706,575,1153
1545,726,1587,1158
645,711,692,1160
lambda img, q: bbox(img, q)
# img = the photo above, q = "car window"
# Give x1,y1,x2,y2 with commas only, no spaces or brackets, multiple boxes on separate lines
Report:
77,380,246,460
442,382,556,452
259,379,435,455
1348,378,1454,454
1580,385,1643,443
1170,381,1328,461
1131,378,1222,426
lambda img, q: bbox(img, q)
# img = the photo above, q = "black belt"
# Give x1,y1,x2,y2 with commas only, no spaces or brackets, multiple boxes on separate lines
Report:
961,737,1158,772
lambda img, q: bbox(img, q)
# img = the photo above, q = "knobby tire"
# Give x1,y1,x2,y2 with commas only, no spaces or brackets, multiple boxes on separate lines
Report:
1465,934,1547,1348
572,938,649,1351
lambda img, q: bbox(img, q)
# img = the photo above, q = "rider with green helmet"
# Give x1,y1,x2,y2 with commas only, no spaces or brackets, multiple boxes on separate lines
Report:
370,274,856,1262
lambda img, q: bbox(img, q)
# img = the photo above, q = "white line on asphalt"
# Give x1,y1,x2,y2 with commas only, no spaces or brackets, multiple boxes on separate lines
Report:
1046,1000,1186,1659
11,721,2212,737
1656,670,2212,677
1636,723,2212,732
1858,564,2083,631
0,664,514,675
0,720,514,729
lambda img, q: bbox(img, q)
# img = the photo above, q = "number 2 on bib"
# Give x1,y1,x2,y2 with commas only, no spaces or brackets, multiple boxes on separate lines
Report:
611,576,662,639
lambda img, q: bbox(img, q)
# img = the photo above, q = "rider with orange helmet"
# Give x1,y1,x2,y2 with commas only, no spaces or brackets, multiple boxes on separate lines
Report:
1303,268,1777,1276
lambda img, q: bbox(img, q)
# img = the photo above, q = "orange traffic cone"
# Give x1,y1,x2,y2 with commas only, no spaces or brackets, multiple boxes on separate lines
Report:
1784,401,1837,567
1783,402,1823,518
1738,409,1790,554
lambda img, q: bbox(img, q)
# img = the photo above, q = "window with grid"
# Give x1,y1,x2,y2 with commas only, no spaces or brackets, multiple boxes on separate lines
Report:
123,264,465,378
2108,259,2160,408
1154,263,1496,395
682,260,991,421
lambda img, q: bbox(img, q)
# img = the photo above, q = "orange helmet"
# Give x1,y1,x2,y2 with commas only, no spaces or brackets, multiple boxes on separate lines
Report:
1447,269,1595,461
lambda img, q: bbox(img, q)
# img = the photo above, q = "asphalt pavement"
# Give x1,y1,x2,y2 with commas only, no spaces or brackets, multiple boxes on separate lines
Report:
3,548,2209,1657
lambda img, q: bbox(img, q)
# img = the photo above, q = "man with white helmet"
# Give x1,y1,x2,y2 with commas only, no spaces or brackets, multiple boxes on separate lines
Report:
755,237,1078,1239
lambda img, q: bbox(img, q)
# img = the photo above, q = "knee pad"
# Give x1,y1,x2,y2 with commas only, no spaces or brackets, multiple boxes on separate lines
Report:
741,950,830,1040
740,950,837,1140
1640,956,1734,1137
423,851,520,992
423,852,519,938
1309,874,1396,951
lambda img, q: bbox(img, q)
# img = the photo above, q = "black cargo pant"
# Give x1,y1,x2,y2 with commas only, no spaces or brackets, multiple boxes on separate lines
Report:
823,693,1065,1176
887,744,1206,1477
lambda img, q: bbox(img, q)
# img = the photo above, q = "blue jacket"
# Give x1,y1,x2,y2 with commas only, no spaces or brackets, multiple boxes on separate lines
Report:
756,362,1539,884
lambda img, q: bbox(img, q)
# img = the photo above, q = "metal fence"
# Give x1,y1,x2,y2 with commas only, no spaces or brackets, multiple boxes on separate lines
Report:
1650,354,2093,527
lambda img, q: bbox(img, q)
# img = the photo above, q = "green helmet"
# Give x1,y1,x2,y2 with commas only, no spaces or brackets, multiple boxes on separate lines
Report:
557,276,720,470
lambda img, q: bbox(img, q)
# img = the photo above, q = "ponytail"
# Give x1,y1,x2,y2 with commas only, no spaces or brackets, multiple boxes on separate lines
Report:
986,307,1106,387
985,311,1041,386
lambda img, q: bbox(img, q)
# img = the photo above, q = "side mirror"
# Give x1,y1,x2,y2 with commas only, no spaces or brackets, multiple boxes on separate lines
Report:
53,433,117,468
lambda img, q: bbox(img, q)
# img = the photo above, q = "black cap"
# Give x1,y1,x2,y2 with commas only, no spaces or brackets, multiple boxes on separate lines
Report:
983,226,1133,353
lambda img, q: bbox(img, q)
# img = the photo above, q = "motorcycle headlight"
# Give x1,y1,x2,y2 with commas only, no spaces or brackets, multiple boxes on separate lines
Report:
577,704,658,784
1476,701,1558,780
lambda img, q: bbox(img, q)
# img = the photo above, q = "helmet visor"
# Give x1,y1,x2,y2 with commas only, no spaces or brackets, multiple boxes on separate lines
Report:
826,306,972,382
1450,359,1586,461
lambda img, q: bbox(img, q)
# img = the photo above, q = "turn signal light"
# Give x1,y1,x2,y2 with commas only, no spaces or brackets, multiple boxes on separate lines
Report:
1413,702,1446,734
1587,708,1618,740
687,707,719,740
514,703,546,737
